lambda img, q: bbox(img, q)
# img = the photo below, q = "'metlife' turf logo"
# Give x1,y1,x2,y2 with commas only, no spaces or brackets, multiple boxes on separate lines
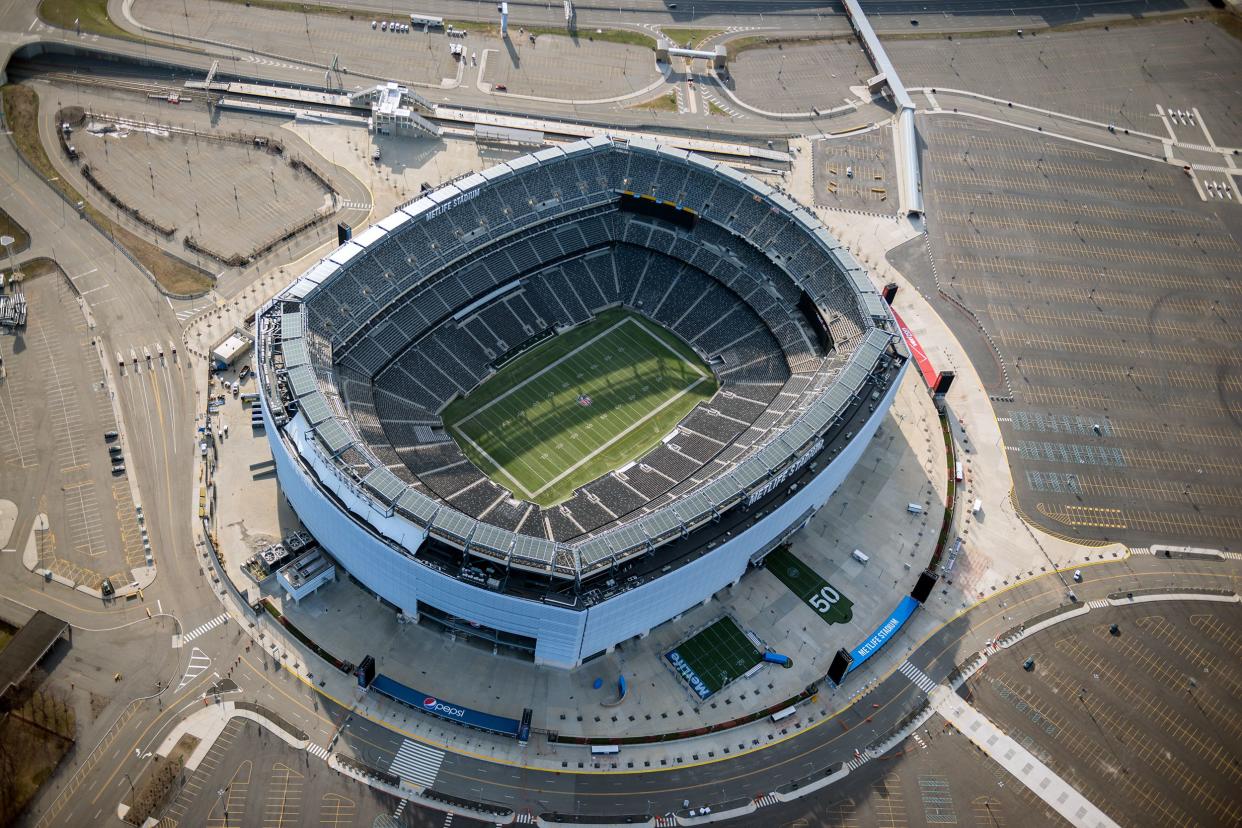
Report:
577,394,593,407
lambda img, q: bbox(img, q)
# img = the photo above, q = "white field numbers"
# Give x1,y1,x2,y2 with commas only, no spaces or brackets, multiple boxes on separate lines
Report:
809,585,842,614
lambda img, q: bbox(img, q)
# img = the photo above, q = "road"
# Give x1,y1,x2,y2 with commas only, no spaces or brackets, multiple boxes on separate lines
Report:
25,550,1226,824
0,0,1234,823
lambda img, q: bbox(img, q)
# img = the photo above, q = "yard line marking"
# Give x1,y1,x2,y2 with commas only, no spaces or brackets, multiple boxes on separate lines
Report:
454,317,634,425
528,375,708,499
388,739,444,789
450,426,532,497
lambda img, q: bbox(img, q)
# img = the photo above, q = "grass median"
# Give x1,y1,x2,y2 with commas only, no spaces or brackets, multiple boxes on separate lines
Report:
39,0,151,41
1,83,213,296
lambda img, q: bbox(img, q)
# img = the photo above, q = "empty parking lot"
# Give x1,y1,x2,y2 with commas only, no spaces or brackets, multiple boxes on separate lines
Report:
902,115,1242,548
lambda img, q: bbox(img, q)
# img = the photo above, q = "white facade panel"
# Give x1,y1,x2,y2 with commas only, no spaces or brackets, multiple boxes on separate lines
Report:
265,402,587,667
578,359,905,657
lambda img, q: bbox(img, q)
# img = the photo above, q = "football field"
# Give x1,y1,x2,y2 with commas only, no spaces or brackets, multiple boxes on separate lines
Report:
442,308,718,507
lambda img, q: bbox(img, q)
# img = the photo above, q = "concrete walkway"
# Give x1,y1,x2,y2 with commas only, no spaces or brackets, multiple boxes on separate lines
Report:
931,685,1120,828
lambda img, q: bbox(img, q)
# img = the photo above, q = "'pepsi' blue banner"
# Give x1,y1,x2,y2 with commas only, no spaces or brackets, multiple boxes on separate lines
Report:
846,596,920,673
371,674,521,737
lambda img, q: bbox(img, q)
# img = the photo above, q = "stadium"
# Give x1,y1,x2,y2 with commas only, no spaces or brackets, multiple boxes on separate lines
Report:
255,137,908,668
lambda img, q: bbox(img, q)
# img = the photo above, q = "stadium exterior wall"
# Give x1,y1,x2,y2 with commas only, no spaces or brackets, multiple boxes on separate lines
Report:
264,359,906,668
262,396,590,667
577,359,904,657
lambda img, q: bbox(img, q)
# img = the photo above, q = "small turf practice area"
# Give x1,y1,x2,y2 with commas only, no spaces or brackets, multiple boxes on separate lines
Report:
442,307,718,507
665,616,763,700
764,546,854,626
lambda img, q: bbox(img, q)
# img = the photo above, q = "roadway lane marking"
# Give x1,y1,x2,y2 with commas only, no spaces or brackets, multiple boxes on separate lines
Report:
389,738,445,788
176,647,212,690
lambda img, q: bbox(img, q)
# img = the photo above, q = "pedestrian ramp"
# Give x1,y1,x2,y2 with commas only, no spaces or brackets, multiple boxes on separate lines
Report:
389,738,445,788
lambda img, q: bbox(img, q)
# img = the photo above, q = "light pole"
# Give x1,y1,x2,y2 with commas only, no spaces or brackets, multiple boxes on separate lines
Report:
122,773,136,815
0,235,15,281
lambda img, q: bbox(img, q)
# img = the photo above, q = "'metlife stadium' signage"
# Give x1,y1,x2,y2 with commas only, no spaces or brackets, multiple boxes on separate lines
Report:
425,188,479,220
747,439,824,507
667,650,713,699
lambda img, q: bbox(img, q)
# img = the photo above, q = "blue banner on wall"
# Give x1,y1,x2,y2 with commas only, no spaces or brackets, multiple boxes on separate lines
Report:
846,595,920,673
371,674,521,737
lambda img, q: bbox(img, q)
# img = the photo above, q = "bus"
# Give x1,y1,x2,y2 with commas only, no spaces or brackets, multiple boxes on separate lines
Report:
770,706,797,723
410,13,444,29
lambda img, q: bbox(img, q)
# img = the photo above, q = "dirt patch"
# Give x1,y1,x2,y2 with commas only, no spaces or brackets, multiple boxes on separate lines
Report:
123,733,198,825
0,679,76,825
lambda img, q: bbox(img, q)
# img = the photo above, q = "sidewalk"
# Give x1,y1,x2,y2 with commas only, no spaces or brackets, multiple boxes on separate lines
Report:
931,686,1119,828
212,361,946,745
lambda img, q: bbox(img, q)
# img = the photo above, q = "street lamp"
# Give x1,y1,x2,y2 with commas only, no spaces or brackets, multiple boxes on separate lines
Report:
0,235,15,282
122,773,136,814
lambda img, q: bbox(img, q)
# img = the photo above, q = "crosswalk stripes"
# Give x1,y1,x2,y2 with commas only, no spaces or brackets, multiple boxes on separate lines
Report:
443,813,453,826
912,732,927,750
513,812,537,824
174,612,229,648
846,753,870,771
389,738,445,789
754,792,780,808
654,815,677,827
1087,598,1109,609
307,743,332,761
898,660,937,694
340,200,372,211
392,798,407,818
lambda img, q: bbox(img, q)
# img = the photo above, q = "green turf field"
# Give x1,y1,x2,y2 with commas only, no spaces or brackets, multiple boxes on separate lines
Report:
764,546,854,626
442,308,718,507
666,616,763,700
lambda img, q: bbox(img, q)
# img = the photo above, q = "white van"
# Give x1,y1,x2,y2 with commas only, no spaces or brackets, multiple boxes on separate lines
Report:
954,461,964,482
906,503,924,515
851,549,870,564
971,498,982,515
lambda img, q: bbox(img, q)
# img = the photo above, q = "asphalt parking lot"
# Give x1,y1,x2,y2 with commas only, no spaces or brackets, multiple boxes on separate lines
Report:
896,114,1242,549
160,717,498,827
71,122,333,260
812,128,897,213
960,600,1242,827
130,0,458,88
0,267,142,590
721,711,1067,828
888,16,1242,147
728,37,871,115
